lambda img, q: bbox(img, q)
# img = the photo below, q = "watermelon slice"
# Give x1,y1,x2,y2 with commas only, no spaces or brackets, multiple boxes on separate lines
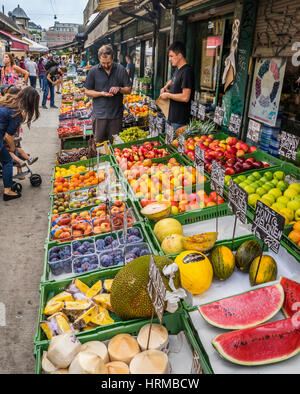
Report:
199,284,284,330
279,276,300,318
212,317,300,366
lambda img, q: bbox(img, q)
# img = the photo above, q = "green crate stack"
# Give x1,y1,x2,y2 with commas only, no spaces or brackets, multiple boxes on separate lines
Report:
34,306,213,374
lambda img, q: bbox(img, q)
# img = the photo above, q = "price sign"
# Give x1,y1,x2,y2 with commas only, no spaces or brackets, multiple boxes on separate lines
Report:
190,349,203,375
190,100,198,117
198,104,206,121
252,200,285,254
178,133,185,154
228,113,242,135
228,179,248,224
247,119,261,143
194,144,205,167
210,160,225,197
165,123,174,145
214,106,224,126
278,131,300,162
147,255,167,324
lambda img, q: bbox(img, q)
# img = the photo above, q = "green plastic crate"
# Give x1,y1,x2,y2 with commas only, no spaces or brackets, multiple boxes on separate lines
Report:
181,234,269,313
34,307,213,374
41,222,158,283
62,137,91,150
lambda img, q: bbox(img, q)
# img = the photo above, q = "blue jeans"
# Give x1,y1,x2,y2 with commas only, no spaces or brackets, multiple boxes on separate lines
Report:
29,75,37,88
0,145,13,188
39,74,46,90
167,121,185,131
42,80,55,107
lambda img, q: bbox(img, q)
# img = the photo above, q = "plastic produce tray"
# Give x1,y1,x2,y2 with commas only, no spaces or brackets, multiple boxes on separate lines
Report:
281,225,300,264
34,307,213,374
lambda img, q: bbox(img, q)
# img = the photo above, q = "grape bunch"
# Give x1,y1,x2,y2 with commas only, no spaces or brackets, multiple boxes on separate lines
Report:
57,148,89,164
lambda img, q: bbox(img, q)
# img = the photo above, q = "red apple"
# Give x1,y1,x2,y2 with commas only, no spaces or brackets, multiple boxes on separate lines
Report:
225,167,235,175
227,137,238,146
252,161,264,169
249,146,257,153
264,163,270,168
236,150,245,157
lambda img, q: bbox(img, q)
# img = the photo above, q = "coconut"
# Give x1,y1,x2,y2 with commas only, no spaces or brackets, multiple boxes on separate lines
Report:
47,332,82,369
81,341,109,363
129,350,169,374
137,324,169,352
41,351,57,374
108,334,140,365
69,351,108,374
106,361,130,374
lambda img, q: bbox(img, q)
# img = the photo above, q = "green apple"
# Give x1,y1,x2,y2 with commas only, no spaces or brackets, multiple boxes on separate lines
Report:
248,193,260,208
280,208,294,222
257,180,265,187
293,195,300,202
269,188,282,199
287,200,300,212
244,185,256,194
273,171,286,181
244,179,253,185
248,175,257,183
271,179,279,186
272,202,287,211
260,176,268,183
277,196,290,206
239,182,247,189
276,180,289,192
284,188,298,200
264,171,273,181
295,208,300,221
252,171,262,180
224,175,231,186
260,197,272,207
263,194,276,205
263,183,273,192
237,175,246,183
256,186,267,197
289,183,300,193
250,182,260,190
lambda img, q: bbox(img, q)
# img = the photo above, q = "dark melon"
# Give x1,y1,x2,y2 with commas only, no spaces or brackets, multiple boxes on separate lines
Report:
235,240,262,272
209,245,235,280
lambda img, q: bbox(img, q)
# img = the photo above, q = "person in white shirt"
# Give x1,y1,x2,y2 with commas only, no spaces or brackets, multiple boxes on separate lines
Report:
26,56,38,89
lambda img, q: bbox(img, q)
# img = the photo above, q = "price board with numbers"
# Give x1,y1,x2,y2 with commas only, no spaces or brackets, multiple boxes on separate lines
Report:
278,131,300,162
214,106,224,126
247,119,261,143
194,144,205,167
190,100,198,117
251,200,285,254
147,255,167,324
165,123,174,145
228,113,242,135
198,104,206,121
228,179,248,224
178,133,185,154
210,160,225,197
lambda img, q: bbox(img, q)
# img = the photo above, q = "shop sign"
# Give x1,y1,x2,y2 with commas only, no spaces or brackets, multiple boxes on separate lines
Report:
278,131,300,162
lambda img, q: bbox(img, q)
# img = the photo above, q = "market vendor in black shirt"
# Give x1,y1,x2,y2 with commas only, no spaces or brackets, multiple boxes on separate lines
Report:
160,41,194,130
84,45,131,143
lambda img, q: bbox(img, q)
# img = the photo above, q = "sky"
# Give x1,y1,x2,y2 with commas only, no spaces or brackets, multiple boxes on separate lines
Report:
2,0,87,29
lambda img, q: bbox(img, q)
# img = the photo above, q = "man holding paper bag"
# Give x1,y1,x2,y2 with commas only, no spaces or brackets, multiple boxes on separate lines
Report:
160,41,194,130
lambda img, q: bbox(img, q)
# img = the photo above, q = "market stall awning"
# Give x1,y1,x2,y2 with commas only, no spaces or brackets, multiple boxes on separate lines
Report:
84,0,132,24
22,37,48,53
0,30,29,51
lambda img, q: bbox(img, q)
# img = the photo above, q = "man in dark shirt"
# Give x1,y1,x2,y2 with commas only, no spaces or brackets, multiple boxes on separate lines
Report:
160,41,194,130
84,45,131,143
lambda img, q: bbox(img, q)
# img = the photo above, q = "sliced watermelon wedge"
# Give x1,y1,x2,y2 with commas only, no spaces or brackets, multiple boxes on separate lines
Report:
198,284,284,330
279,276,300,318
212,317,300,366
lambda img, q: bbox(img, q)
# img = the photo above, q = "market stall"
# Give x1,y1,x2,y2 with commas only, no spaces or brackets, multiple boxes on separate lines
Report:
33,71,300,375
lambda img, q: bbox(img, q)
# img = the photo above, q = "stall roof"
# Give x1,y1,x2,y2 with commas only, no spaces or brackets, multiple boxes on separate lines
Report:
22,37,48,52
0,30,29,51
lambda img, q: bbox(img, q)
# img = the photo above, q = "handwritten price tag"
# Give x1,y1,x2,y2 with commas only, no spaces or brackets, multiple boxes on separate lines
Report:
247,119,261,143
194,144,205,167
214,106,224,126
229,113,242,135
178,134,185,154
198,104,206,121
147,255,167,324
210,160,225,197
278,131,300,162
228,179,248,224
165,123,174,145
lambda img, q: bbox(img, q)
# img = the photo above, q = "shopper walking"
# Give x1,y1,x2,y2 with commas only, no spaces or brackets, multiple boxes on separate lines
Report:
37,58,46,90
160,41,194,130
26,56,38,89
84,45,131,143
0,86,40,201
42,65,67,109
1,53,29,88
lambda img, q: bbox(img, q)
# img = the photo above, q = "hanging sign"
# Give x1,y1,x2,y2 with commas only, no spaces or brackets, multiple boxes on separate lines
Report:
247,119,261,143
228,179,248,224
198,104,206,121
194,144,205,168
278,131,300,162
178,133,185,154
251,200,285,254
228,113,242,135
210,160,225,197
190,100,198,117
165,123,174,145
147,255,167,324
214,106,224,126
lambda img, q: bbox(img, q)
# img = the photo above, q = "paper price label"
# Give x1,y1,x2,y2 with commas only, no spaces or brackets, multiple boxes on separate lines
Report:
190,100,198,117
228,179,248,224
210,160,225,197
278,131,300,162
247,120,261,143
214,106,224,126
165,123,174,145
252,201,285,254
229,113,242,135
194,144,205,167
198,104,206,121
147,255,167,324
178,134,185,154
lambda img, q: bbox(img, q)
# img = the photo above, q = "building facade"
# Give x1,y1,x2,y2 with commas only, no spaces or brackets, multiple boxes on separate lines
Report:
45,22,81,48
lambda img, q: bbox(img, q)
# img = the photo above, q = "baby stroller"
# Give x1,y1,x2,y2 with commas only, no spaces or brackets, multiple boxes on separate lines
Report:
0,159,42,193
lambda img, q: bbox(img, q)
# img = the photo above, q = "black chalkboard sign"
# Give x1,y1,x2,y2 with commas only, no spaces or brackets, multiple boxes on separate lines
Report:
229,113,242,135
165,123,174,145
247,119,261,143
210,160,225,197
147,255,167,324
214,106,224,126
251,200,285,254
178,133,185,154
278,131,300,162
228,179,248,224
194,144,205,167
198,104,206,121
190,100,198,117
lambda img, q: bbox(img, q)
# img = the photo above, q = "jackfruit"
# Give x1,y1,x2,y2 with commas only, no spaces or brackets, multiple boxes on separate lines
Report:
86,280,102,299
51,291,74,303
66,278,90,295
103,279,113,293
43,300,64,316
92,293,112,311
63,300,93,321
73,305,99,330
90,307,114,326
110,255,181,320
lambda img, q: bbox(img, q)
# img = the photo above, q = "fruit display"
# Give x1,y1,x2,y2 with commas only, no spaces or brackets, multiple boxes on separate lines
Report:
199,283,284,329
56,148,92,165
209,245,236,281
57,125,84,139
279,276,300,318
287,221,300,247
54,164,88,178
212,317,300,366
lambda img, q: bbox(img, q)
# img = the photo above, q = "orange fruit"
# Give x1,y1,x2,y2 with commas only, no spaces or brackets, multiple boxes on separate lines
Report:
293,222,300,232
288,230,300,244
